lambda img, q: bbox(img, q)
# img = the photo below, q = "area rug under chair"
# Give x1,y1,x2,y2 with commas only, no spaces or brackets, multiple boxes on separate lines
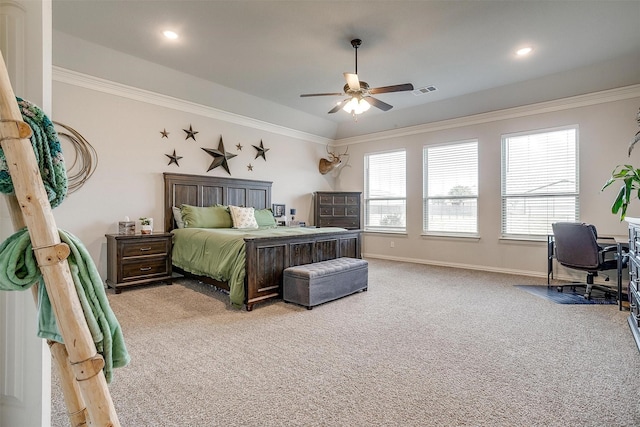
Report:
515,284,618,305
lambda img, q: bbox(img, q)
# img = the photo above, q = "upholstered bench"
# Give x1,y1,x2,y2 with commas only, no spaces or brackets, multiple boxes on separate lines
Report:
283,257,368,309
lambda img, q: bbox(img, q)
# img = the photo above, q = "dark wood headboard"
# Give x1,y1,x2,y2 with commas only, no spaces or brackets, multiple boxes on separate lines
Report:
163,173,272,232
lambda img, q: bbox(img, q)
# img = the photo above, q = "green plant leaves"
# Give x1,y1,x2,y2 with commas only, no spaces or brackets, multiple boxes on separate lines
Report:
602,164,640,220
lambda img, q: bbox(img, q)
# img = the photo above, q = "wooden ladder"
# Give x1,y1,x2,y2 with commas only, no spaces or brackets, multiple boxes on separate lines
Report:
0,52,120,426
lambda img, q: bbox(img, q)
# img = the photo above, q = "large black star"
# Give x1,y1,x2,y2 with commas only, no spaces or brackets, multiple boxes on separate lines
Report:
252,140,270,161
183,124,199,141
202,137,237,175
165,149,183,166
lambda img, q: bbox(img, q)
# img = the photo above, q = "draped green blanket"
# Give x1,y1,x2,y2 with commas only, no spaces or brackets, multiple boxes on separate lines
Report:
0,228,129,383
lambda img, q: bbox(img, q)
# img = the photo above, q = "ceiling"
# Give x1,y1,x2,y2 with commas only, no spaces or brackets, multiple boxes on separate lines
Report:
52,1,640,139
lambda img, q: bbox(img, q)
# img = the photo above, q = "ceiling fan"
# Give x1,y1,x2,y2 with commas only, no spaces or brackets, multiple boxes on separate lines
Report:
300,38,414,115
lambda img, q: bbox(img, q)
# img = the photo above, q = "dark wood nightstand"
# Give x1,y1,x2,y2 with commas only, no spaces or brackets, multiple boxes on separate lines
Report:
105,232,174,293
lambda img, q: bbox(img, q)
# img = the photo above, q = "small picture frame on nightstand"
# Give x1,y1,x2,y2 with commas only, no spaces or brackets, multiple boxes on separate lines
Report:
272,204,285,217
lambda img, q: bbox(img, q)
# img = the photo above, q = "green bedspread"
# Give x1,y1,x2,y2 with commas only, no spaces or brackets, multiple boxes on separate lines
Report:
171,227,347,307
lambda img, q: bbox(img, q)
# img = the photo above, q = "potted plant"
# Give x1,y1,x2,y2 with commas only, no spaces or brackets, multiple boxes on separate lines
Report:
602,108,640,221
139,217,152,234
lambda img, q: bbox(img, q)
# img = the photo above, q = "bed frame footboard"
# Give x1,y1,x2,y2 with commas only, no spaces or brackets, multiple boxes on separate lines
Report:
244,230,362,311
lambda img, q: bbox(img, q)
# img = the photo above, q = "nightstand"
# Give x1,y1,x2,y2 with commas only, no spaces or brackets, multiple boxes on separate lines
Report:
105,232,174,293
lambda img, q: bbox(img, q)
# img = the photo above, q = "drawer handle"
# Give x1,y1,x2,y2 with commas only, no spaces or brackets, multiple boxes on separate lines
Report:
139,247,152,252
139,267,152,271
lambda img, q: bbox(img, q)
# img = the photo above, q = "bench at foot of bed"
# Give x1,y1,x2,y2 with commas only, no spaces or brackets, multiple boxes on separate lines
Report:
282,257,368,310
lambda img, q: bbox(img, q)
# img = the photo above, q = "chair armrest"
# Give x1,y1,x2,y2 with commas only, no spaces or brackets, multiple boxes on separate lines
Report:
599,244,629,266
598,245,619,264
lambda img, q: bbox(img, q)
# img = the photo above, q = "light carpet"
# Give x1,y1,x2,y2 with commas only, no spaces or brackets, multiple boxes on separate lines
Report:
51,259,640,426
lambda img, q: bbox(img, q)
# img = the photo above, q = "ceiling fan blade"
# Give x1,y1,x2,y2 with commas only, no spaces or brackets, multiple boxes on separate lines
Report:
328,99,350,114
344,73,360,91
364,96,393,111
369,83,414,95
300,92,344,97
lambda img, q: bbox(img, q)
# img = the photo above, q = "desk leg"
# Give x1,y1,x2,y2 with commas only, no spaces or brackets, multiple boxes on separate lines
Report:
547,235,554,285
618,242,624,311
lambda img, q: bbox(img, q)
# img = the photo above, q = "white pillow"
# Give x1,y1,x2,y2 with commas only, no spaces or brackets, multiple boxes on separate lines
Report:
172,206,185,229
229,205,259,229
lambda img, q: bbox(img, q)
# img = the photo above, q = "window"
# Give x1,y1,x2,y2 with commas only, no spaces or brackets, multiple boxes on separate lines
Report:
501,126,578,238
364,150,406,232
423,140,478,235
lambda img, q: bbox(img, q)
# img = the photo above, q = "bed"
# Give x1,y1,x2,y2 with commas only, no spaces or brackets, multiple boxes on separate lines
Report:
163,172,362,310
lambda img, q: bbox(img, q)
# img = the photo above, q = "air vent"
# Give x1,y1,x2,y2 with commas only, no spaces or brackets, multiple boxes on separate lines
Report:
412,85,438,96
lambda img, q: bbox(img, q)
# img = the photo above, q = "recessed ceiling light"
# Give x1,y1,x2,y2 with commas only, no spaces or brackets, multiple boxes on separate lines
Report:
516,46,533,56
163,30,178,40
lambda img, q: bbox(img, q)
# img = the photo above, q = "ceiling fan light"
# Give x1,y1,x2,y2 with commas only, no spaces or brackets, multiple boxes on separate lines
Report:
162,30,179,40
342,97,370,115
359,99,371,112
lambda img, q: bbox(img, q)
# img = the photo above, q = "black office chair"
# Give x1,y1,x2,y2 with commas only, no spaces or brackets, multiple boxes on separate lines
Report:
551,222,627,299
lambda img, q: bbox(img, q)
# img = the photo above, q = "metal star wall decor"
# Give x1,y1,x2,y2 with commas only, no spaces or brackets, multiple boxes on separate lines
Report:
165,149,183,166
236,143,243,151
183,124,199,141
247,163,253,171
160,128,169,138
202,136,237,175
252,140,270,161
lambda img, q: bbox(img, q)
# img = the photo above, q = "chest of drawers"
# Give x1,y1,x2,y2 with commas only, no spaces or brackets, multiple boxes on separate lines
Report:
625,218,640,351
314,191,361,230
105,232,173,293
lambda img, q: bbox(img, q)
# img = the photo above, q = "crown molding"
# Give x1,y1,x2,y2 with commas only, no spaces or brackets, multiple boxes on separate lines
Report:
335,84,640,146
52,66,640,148
52,66,333,145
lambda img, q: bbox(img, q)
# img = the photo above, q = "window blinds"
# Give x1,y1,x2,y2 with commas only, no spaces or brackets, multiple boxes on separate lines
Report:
423,141,478,234
364,150,406,231
501,126,578,237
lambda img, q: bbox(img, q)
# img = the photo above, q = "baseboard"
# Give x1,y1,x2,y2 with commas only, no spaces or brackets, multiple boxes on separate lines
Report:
361,252,622,286
362,253,544,279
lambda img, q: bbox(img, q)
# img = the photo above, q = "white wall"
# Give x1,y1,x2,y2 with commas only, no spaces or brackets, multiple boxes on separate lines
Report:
335,87,640,280
51,74,337,278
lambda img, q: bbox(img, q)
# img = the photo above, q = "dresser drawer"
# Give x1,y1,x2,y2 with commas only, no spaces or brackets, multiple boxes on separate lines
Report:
629,254,640,279
121,239,169,258
319,217,359,229
120,257,170,281
630,226,640,254
629,281,640,327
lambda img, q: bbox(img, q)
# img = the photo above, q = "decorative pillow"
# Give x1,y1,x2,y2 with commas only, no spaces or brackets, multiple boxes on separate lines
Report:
172,206,185,229
229,205,259,229
254,208,277,228
180,204,232,228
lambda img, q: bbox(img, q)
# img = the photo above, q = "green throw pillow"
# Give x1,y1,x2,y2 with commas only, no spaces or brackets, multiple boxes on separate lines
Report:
254,208,277,228
181,204,232,228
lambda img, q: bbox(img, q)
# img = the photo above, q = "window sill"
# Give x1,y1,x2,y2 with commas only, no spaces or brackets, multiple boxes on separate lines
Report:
363,230,407,236
421,232,480,241
499,235,547,243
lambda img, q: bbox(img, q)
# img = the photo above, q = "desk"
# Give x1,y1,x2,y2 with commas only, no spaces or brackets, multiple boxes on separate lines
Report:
547,234,628,310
